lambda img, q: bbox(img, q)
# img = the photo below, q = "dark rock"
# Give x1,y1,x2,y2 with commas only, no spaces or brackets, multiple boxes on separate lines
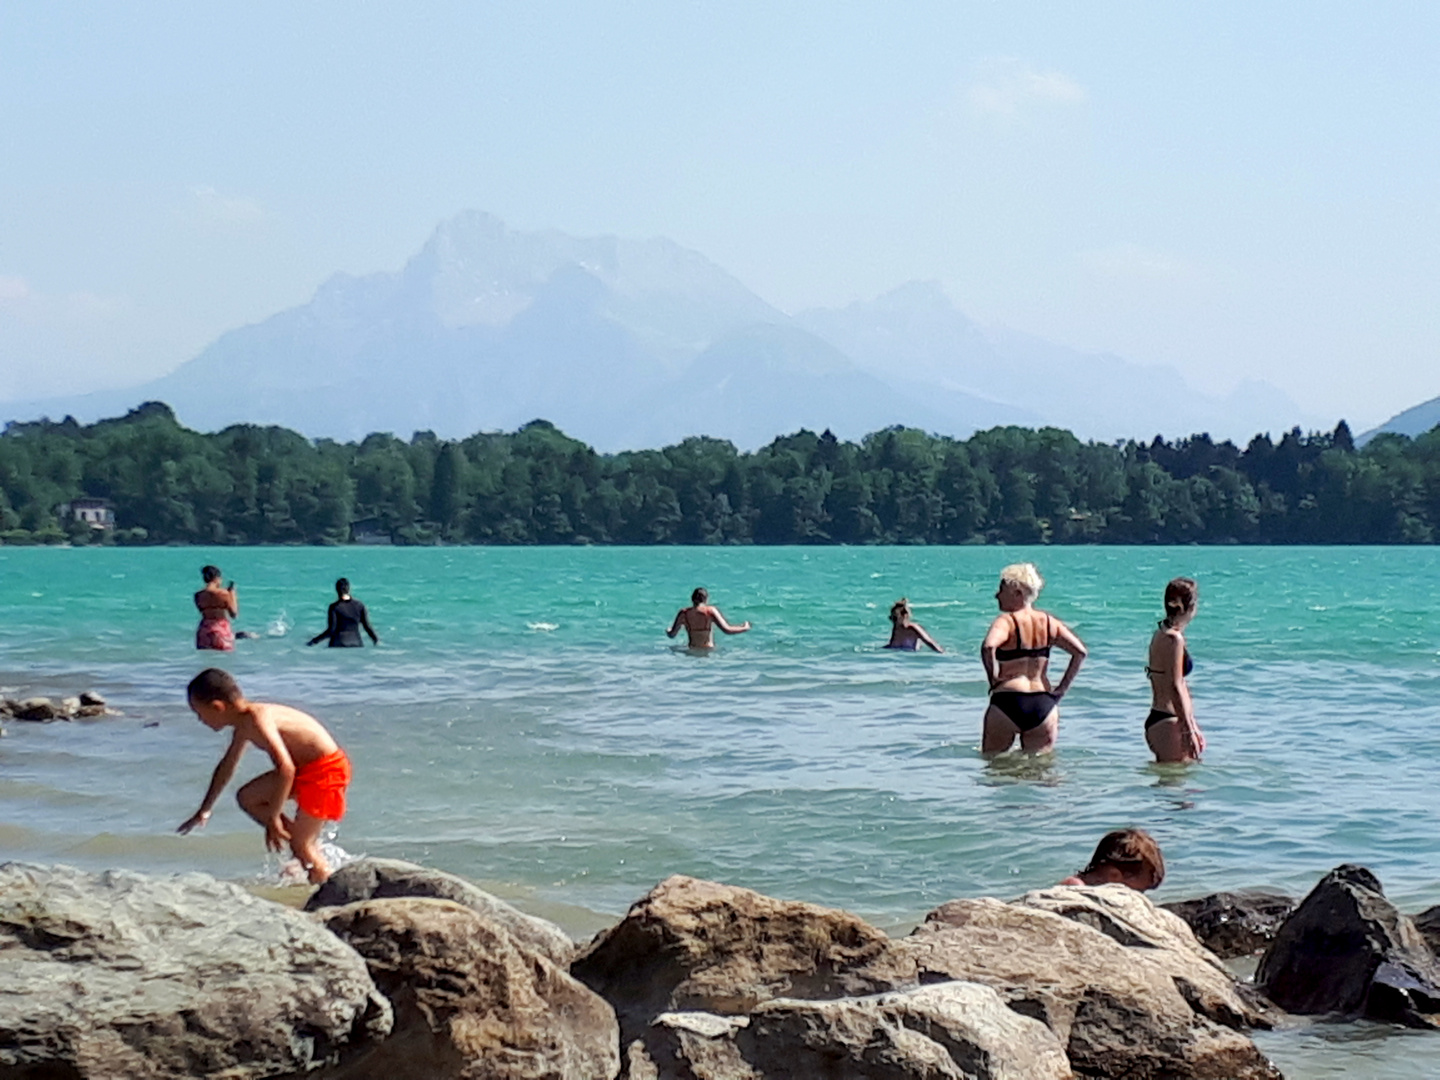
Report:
1415,904,1440,956
1163,890,1297,959
0,862,391,1079
317,897,619,1080
12,697,62,722
570,875,917,1050
305,856,574,966
78,691,106,707
0,699,13,719
905,889,1282,1079
1256,863,1440,1027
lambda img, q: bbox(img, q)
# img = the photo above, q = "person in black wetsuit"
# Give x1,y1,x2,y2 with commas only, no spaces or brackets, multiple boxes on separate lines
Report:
307,578,379,648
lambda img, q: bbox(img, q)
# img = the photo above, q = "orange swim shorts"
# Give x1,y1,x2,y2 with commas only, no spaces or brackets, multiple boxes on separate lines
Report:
291,748,351,822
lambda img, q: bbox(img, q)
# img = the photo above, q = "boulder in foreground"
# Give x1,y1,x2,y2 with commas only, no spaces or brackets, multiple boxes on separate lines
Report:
307,856,575,967
0,862,391,1080
1257,863,1440,1026
318,897,619,1080
569,874,916,1047
907,887,1281,1080
1162,890,1297,959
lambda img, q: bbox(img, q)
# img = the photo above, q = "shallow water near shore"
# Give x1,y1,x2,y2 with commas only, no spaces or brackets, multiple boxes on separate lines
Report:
2,545,1438,1076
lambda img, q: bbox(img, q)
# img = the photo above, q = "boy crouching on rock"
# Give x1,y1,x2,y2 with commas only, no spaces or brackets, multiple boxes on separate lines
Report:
178,667,351,884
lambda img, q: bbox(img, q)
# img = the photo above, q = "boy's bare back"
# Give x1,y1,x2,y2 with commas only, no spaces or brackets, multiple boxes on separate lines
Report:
233,702,338,769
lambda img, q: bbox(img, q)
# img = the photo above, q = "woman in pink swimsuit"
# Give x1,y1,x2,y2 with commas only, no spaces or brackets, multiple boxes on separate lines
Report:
194,565,238,651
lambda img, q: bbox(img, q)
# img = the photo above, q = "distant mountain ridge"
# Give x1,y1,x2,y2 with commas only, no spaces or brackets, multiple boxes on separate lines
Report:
1360,394,1440,443
7,210,1312,450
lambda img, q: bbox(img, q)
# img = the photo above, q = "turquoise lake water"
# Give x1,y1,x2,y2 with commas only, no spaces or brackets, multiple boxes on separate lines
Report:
2,545,1438,1077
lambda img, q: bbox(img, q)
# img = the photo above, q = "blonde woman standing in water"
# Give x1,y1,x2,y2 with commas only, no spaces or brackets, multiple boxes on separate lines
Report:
980,563,1087,754
1145,577,1205,763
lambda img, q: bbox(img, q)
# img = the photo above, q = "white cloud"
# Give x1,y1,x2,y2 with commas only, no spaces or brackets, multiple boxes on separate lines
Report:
1078,242,1197,283
178,185,268,230
967,58,1086,119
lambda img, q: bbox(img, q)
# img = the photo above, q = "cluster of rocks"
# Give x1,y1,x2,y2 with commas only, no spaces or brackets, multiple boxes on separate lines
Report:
0,690,109,722
2,855,1439,1079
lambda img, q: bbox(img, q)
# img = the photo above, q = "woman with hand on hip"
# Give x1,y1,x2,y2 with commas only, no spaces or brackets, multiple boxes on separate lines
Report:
980,562,1086,754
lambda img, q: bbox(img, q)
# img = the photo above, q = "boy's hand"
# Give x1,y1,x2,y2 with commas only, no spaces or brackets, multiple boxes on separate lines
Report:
264,816,291,851
177,809,210,835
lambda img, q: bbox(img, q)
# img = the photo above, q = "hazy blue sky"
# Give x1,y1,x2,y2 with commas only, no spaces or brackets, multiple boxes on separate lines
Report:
3,2,1437,428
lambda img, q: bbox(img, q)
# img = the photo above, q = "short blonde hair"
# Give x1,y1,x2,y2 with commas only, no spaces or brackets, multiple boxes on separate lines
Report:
999,562,1043,600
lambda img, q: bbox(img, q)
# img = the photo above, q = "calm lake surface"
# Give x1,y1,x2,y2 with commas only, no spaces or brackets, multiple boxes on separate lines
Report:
2,545,1437,1077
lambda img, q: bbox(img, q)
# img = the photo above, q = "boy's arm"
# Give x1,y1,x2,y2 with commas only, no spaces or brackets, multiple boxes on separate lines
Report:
252,710,297,851
178,730,247,833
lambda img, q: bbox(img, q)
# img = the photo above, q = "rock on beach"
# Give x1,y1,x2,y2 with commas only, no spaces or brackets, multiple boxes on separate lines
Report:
306,855,576,967
0,862,391,1080
1257,863,1440,1027
1162,890,1298,959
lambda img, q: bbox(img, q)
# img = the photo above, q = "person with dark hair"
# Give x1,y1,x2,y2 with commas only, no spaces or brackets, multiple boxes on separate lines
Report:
1145,577,1204,763
1061,828,1165,891
666,587,751,649
884,598,942,652
194,565,237,651
178,667,351,884
307,578,378,648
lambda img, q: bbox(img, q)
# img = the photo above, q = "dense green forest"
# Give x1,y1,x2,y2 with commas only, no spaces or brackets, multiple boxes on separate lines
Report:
0,402,1435,545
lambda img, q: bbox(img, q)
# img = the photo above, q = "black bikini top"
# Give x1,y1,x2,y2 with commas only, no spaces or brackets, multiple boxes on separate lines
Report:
1146,622,1193,678
995,613,1051,662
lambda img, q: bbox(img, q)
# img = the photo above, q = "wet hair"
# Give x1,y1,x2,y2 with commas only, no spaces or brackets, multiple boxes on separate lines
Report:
187,667,242,705
1163,577,1199,627
336,577,350,596
999,562,1043,600
890,598,910,624
201,565,222,583
1080,829,1165,888
692,587,708,605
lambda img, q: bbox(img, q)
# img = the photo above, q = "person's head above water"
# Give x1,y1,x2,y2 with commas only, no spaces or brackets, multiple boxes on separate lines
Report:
335,577,350,598
1076,828,1165,891
691,587,708,606
996,563,1043,608
1163,577,1198,628
202,565,222,584
890,598,910,624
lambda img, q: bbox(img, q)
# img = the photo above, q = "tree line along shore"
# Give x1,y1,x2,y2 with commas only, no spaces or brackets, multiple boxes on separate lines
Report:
0,401,1435,546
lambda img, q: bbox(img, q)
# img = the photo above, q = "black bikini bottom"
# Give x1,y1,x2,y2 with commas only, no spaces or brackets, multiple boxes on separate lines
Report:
989,691,1059,733
1145,708,1177,731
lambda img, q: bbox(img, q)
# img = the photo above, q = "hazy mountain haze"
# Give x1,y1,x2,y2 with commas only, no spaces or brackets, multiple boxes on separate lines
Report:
9,213,1321,450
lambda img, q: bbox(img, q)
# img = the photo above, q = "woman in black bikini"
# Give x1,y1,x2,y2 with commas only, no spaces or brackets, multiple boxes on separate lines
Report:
980,562,1086,754
1145,577,1204,763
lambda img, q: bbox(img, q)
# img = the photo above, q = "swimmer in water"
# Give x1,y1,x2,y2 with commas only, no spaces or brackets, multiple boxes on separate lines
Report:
884,598,942,652
1145,577,1205,763
980,562,1086,754
1060,828,1164,892
307,578,379,648
194,565,238,651
667,587,751,648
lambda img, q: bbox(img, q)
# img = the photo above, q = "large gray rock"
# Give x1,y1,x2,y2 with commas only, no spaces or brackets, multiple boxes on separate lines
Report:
1257,864,1440,1026
317,897,619,1080
1415,904,1440,956
0,862,391,1080
570,875,917,1049
625,983,1070,1080
306,857,575,967
12,697,62,722
906,891,1281,1079
1163,890,1296,959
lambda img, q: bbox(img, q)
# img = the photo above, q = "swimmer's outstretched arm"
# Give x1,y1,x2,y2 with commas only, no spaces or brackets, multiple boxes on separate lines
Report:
710,608,751,635
666,610,686,638
307,603,338,646
359,604,379,645
1049,619,1087,699
915,624,943,653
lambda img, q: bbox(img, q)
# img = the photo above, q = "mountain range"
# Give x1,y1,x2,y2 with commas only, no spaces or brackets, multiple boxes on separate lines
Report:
6,211,1331,450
